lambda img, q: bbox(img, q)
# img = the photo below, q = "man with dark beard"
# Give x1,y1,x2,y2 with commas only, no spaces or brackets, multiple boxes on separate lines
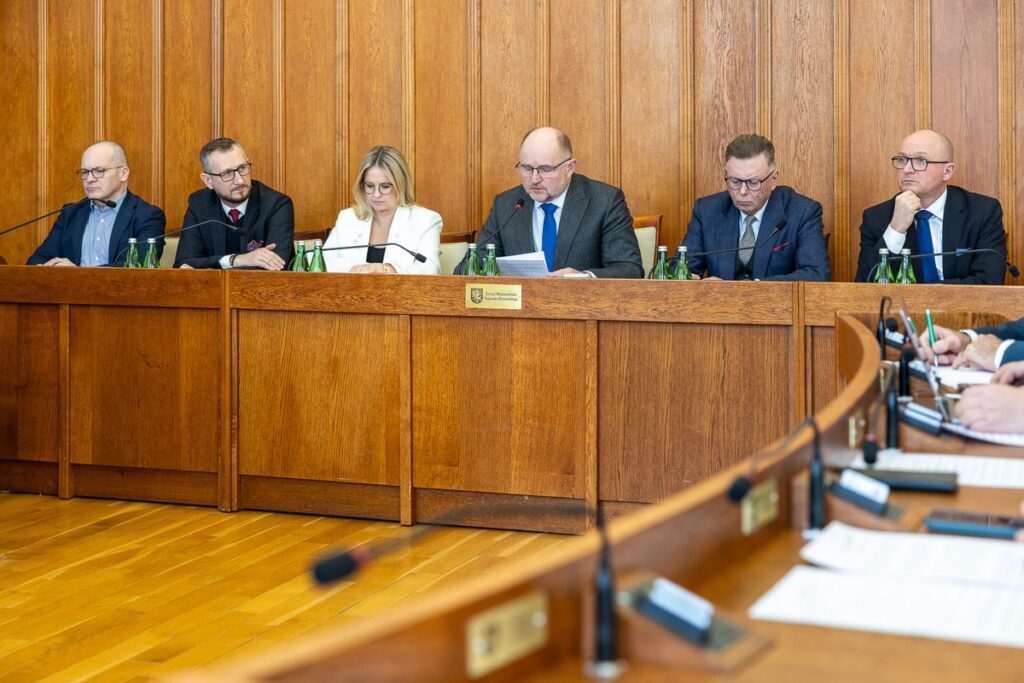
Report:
174,137,294,270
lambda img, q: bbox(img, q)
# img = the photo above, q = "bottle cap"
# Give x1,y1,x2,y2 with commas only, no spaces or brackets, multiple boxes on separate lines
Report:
900,248,911,254
313,239,323,246
128,237,138,243
657,245,667,251
146,237,156,243
486,243,495,249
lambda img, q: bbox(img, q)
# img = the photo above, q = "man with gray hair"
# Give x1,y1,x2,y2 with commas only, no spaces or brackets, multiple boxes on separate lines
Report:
174,137,294,269
28,140,166,266
682,133,829,281
855,128,1006,284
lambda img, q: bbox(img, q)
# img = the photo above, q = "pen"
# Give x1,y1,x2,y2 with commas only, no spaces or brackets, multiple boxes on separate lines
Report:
926,308,937,366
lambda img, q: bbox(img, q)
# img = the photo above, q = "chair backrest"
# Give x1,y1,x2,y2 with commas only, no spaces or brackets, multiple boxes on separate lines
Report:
441,230,476,244
440,242,469,275
632,214,662,276
294,228,330,252
160,237,179,269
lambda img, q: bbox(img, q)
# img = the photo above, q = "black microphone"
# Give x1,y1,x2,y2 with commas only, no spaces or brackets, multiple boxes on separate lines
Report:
110,218,242,265
807,416,825,533
727,406,816,503
587,506,622,677
876,296,892,361
862,363,897,465
319,241,428,263
683,220,788,265
0,197,110,239
459,197,527,273
885,247,1019,278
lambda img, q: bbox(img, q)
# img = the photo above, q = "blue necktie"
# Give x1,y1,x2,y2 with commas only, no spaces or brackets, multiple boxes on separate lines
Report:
541,203,557,271
915,210,939,283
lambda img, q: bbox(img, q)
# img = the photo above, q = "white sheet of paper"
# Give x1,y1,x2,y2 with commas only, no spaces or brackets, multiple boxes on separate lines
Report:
495,251,549,277
910,359,993,387
800,521,1024,587
750,565,1024,649
851,450,1024,489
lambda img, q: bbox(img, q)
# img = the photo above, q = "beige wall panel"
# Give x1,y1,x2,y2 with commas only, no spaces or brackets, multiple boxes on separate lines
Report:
620,0,681,247
414,0,471,233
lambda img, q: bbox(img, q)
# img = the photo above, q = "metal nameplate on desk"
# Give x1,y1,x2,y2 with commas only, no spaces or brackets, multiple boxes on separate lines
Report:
465,590,548,678
741,478,779,536
465,283,522,310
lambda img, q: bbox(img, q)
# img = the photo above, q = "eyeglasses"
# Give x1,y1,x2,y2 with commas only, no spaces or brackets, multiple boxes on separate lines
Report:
725,172,774,191
75,166,125,180
891,155,949,171
515,158,572,178
206,162,253,182
362,182,394,196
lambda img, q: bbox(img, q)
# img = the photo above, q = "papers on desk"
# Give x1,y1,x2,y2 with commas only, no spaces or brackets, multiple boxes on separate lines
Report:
750,522,1024,648
850,450,1024,489
909,359,993,388
903,401,1024,447
495,252,549,277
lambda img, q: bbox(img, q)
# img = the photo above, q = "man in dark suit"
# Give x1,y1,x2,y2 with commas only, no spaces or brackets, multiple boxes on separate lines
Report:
174,137,294,269
459,127,642,278
855,129,1006,284
922,318,1024,372
27,141,165,266
682,134,829,281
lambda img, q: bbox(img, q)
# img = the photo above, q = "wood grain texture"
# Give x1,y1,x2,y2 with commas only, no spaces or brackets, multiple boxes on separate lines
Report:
411,316,587,498
598,322,792,503
0,266,222,307
0,304,59,464
240,477,399,520
236,311,400,485
68,306,220,472
72,465,218,505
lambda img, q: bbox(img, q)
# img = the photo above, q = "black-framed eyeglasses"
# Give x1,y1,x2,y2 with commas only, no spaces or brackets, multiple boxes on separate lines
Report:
362,182,394,196
207,162,253,182
515,157,572,178
75,166,125,180
891,155,949,171
725,172,774,191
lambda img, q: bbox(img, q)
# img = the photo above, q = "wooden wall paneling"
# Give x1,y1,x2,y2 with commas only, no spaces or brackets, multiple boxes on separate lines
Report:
691,1,758,202
771,0,835,259
45,0,96,252
283,0,338,233
931,0,1000,198
1001,0,1016,280
0,305,59,463
346,0,405,181
68,306,220,473
236,311,400,485
411,316,587,499
619,0,682,249
549,0,610,184
0,1,40,266
162,0,215,229
598,322,791,504
833,0,850,281
413,0,472,234
223,0,280,189
479,0,537,209
847,0,916,281
104,0,157,205
58,303,70,497
1015,0,1024,279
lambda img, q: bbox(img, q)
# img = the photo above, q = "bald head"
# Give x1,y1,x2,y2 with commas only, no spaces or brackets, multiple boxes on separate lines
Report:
894,129,955,206
520,127,573,157
83,140,128,167
517,127,577,203
902,129,953,161
79,140,130,206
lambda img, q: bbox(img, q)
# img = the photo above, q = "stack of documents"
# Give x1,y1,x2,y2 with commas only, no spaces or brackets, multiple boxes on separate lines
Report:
750,522,1024,648
850,451,1024,489
909,359,992,388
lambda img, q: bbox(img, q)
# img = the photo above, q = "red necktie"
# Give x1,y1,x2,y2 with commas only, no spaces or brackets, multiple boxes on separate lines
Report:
228,208,241,225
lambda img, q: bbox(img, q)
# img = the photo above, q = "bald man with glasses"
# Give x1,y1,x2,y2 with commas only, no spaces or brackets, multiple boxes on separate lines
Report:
174,137,294,270
855,129,1007,284
28,140,166,266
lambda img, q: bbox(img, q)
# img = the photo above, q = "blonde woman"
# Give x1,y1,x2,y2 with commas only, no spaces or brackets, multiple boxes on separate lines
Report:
323,146,442,274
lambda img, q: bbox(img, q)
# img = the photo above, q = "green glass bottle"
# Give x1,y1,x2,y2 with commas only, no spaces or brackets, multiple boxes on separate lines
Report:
291,241,308,271
482,243,501,276
872,248,894,284
464,243,481,276
671,246,692,280
308,239,327,272
124,238,141,268
142,238,160,268
649,245,669,280
895,248,916,284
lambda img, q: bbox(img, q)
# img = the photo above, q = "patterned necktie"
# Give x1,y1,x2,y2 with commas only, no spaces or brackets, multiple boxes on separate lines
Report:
541,203,558,271
915,210,939,283
228,208,241,225
739,214,757,266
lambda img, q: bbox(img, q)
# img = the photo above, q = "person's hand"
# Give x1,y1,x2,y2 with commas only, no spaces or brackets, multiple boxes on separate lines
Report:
179,263,194,270
349,263,393,274
702,275,721,281
922,325,968,365
548,267,588,278
955,384,1024,433
42,257,76,266
233,244,284,270
992,361,1024,386
952,334,1001,371
889,190,923,234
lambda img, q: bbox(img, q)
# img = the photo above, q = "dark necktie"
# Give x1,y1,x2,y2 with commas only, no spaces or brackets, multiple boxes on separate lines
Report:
915,210,939,283
541,203,557,271
739,214,756,266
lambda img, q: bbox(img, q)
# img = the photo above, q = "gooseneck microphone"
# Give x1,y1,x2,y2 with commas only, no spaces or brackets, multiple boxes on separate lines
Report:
727,407,817,503
862,364,897,466
111,218,242,265
586,506,623,678
806,416,825,532
0,197,112,239
319,242,428,263
682,220,788,264
876,296,892,360
884,247,1020,278
459,197,526,273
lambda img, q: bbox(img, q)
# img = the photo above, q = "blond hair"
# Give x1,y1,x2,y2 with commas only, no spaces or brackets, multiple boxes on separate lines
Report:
352,146,414,220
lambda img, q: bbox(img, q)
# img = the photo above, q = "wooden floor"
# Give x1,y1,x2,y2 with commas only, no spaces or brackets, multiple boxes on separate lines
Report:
0,493,571,682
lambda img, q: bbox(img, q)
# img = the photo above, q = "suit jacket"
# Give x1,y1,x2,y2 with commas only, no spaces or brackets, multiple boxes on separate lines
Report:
27,192,166,266
457,173,643,278
174,180,294,269
855,185,1006,284
322,205,442,274
975,318,1024,366
681,186,830,281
